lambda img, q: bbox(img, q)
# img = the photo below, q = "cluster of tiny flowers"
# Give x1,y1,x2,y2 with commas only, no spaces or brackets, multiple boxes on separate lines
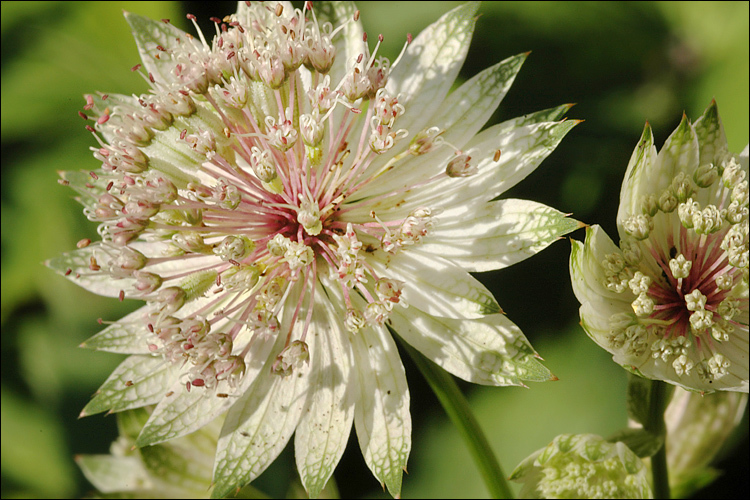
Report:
510,434,652,499
605,152,747,384
572,103,748,393
61,2,478,392
52,2,582,494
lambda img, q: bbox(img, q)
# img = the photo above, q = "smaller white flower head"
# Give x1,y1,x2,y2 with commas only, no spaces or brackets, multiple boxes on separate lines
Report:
571,102,749,394
509,434,652,499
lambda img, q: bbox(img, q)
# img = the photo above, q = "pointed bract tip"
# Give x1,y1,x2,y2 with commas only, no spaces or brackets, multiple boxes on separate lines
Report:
78,409,87,419
524,50,532,56
566,102,577,109
577,220,588,229
549,374,559,381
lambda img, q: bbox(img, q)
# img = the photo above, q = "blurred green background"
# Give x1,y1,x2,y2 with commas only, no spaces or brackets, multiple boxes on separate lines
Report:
1,1,747,498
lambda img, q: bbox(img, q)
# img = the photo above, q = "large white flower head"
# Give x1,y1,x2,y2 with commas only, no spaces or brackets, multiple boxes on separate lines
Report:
48,2,580,497
570,102,749,394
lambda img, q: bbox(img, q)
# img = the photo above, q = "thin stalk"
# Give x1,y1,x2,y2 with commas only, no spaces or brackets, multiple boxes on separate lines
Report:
647,380,671,499
399,338,514,499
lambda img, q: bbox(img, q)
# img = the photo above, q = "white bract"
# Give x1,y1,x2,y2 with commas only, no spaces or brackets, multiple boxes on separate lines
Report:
570,102,749,394
47,2,580,497
509,434,652,499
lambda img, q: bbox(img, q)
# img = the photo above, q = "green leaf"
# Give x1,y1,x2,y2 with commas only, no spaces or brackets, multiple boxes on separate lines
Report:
606,427,664,458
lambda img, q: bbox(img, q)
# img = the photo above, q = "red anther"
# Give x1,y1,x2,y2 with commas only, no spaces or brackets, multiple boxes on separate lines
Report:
106,181,114,191
84,94,94,109
138,98,147,107
131,63,142,72
147,323,154,332
356,53,363,64
186,13,196,20
97,317,103,324
85,183,95,189
229,20,239,26
217,393,229,398
191,378,205,387
97,114,109,125
180,129,187,140
102,94,109,100
179,90,189,96
156,45,166,51
228,259,241,266
363,32,367,42
221,23,227,32
148,73,155,83
186,381,192,392
237,25,244,33
166,390,174,397
78,111,88,120
89,256,100,271
125,380,134,387
99,148,110,157
305,1,313,11
350,108,362,114
65,268,73,276
89,171,99,180
161,18,170,23
378,34,384,42
217,37,224,48
354,10,360,21
407,33,413,44
493,149,502,162
275,3,284,16
210,17,222,24
227,51,235,60
119,290,125,301
85,125,95,133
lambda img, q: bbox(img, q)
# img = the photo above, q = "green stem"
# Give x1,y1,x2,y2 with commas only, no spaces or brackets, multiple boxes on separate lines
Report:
399,338,514,499
646,380,671,499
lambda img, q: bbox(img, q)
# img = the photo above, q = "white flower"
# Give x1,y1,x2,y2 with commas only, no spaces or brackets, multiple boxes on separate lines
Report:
47,2,580,497
509,434,652,499
570,101,749,394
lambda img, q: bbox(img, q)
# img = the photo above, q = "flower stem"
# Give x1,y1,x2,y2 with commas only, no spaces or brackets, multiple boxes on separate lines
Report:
647,380,671,499
399,338,514,499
